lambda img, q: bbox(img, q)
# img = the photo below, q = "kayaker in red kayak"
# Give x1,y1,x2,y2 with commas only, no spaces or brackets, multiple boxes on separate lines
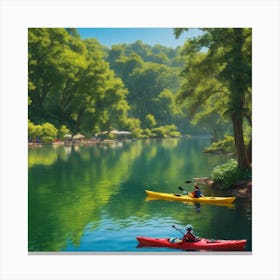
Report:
191,185,204,198
182,224,200,242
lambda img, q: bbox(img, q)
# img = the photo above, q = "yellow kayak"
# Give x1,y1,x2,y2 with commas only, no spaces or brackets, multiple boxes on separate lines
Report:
145,190,236,204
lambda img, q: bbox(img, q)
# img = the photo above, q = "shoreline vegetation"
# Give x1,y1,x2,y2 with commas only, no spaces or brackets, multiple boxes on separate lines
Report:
27,134,182,147
28,28,251,193
194,177,252,198
28,138,120,147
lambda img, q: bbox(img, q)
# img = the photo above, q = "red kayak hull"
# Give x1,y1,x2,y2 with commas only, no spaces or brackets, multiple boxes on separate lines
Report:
136,236,247,251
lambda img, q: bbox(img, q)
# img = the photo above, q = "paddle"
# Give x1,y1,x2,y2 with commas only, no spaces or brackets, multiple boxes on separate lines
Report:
172,225,185,236
173,225,203,242
178,186,186,192
179,186,193,196
179,181,192,192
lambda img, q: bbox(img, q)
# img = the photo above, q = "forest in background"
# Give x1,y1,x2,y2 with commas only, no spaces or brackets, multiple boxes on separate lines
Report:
28,28,233,142
28,28,252,171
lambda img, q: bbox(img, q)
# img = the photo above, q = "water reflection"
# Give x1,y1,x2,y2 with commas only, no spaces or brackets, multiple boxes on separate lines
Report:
194,202,201,213
28,138,251,252
145,194,235,209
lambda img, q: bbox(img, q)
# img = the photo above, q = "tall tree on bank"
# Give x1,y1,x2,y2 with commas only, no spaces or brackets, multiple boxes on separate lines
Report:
175,28,252,169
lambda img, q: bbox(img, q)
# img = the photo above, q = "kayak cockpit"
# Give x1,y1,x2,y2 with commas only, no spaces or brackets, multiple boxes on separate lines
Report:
169,238,182,243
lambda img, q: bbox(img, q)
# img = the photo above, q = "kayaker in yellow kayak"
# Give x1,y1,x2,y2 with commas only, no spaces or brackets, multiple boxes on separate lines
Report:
191,185,204,198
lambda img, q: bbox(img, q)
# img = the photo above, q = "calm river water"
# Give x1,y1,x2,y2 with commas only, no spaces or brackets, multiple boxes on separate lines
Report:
28,137,252,252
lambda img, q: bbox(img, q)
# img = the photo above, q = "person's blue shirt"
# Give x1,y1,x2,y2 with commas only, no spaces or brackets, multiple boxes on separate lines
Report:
193,190,202,198
193,186,203,198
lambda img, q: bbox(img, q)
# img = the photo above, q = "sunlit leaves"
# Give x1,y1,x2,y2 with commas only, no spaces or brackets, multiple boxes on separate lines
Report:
28,28,130,135
176,28,252,167
144,114,157,129
28,120,58,143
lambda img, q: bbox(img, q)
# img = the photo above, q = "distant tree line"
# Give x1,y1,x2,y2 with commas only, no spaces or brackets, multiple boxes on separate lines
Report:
28,28,232,143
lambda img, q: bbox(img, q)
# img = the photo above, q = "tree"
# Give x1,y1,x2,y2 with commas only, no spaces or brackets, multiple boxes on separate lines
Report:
28,120,58,143
41,122,58,143
113,52,144,83
126,62,180,123
106,41,190,134
28,29,131,136
78,39,130,134
144,114,157,129
57,125,70,140
28,28,87,124
28,120,42,142
175,28,252,169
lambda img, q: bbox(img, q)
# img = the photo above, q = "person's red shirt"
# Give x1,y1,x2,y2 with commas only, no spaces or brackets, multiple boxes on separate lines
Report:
183,231,197,242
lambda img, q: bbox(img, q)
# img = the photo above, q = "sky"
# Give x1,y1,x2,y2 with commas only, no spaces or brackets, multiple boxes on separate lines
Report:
76,28,201,48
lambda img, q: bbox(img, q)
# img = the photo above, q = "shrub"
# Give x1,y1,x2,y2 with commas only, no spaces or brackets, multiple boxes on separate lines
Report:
151,125,181,138
41,122,58,143
169,131,181,138
211,159,251,189
151,127,166,138
142,128,152,138
28,120,42,142
124,117,143,138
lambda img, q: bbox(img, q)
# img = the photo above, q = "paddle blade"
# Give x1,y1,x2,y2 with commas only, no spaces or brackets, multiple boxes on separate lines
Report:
185,180,193,183
178,186,185,191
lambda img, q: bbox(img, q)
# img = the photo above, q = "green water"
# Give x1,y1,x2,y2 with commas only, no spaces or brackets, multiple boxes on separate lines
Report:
28,137,251,252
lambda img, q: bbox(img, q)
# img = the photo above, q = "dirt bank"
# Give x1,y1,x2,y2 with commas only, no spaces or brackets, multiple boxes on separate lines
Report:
193,177,252,198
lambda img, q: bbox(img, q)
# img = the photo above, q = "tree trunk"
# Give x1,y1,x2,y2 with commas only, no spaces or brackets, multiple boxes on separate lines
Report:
246,138,252,166
74,108,84,135
232,113,249,168
230,29,251,169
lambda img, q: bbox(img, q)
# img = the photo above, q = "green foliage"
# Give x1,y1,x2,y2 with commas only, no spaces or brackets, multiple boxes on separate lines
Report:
28,96,32,106
176,28,252,168
144,114,157,129
212,159,237,188
57,125,70,140
28,120,58,143
124,118,143,138
41,122,58,143
106,42,192,134
30,28,247,140
211,159,251,189
142,128,152,138
204,135,235,154
28,120,42,140
169,131,181,138
28,28,130,136
151,125,180,138
151,127,165,138
113,52,144,81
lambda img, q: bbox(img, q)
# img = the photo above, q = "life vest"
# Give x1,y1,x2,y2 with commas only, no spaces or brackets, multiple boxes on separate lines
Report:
193,190,202,198
184,231,196,242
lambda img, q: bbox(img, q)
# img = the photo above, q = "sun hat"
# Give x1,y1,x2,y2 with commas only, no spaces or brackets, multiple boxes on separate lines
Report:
186,224,193,230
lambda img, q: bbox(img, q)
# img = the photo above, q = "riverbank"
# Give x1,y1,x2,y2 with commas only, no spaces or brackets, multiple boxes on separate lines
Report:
28,138,126,148
194,177,252,198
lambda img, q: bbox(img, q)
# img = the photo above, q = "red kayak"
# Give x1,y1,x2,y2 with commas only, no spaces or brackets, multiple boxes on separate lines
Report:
136,236,247,251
